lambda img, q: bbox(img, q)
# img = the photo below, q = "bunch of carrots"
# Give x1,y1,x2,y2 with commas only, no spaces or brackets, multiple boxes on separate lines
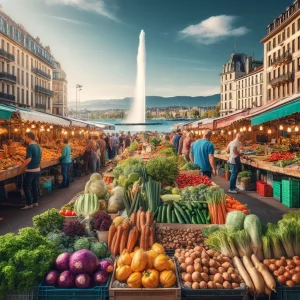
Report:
103,176,114,184
226,195,249,215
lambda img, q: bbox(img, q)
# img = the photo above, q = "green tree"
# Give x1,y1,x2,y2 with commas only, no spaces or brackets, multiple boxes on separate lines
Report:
216,102,221,116
200,111,208,118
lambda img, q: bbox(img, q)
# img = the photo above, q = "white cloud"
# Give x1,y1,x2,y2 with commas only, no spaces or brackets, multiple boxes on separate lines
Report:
45,0,119,22
179,15,249,45
47,15,93,25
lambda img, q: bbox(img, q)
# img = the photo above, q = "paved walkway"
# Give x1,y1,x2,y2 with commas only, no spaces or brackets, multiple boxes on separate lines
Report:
213,175,293,224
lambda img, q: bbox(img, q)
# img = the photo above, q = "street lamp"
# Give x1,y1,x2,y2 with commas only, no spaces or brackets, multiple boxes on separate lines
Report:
76,84,82,117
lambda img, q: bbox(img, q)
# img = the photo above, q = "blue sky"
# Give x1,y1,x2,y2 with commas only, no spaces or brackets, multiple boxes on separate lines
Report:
1,0,294,102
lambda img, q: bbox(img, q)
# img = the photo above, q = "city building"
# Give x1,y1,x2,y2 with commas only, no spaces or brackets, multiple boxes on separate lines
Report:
261,0,300,104
0,7,54,113
52,60,68,116
220,54,263,116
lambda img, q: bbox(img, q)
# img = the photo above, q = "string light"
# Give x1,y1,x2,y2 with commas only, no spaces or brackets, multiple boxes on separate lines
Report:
267,129,272,134
233,129,237,133
47,128,50,132
41,125,44,129
40,128,45,132
259,126,263,131
50,125,53,129
64,131,68,135
71,131,75,136
31,124,36,129
221,130,224,134
243,126,246,131
228,131,232,135
26,128,30,132
248,127,252,132
14,128,18,132
239,128,243,132
295,126,299,132
279,125,283,130
288,127,292,132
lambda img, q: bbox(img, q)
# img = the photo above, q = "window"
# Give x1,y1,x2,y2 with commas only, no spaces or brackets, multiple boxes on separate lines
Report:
17,68,20,84
287,27,290,38
21,89,24,104
230,74,232,79
292,40,295,53
229,102,232,109
26,91,28,104
225,94,227,101
273,38,276,48
31,92,33,106
298,36,300,50
251,87,253,96
229,83,232,90
26,73,28,87
12,86,15,96
260,73,263,82
12,46,15,56
260,84,263,94
256,75,258,84
292,22,295,35
26,55,28,69
245,89,247,97
17,87,19,103
298,18,300,31
278,34,281,44
260,96,262,106
283,84,285,97
17,50,20,64
287,82,290,95
282,30,285,41
298,78,300,92
12,66,15,75
31,75,33,88
268,89,271,101
21,52,24,67
21,70,24,85
256,86,258,95
229,92,232,100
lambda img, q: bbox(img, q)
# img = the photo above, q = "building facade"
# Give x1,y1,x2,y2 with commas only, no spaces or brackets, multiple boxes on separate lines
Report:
220,54,263,116
261,0,300,104
52,60,68,116
0,7,54,113
236,65,264,110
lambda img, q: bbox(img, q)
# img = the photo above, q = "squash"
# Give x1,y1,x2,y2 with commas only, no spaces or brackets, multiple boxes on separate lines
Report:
154,254,170,272
142,269,159,288
115,264,133,281
168,259,175,271
131,249,148,272
147,250,158,269
159,270,176,288
113,216,125,227
118,249,132,266
127,272,142,288
151,243,165,255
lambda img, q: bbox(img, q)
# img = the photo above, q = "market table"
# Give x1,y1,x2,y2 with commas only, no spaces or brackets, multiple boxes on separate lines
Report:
214,153,300,179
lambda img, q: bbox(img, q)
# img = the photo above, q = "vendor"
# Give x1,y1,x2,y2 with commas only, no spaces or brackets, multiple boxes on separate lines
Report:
60,138,72,188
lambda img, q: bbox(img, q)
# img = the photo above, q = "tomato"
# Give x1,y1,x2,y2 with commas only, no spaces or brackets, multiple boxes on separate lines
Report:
71,211,77,216
59,210,66,216
65,210,73,216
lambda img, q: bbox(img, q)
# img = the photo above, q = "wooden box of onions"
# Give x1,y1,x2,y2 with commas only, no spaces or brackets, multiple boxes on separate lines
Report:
175,247,248,299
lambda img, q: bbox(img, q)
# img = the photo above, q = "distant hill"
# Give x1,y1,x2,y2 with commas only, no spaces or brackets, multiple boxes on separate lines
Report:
69,94,220,110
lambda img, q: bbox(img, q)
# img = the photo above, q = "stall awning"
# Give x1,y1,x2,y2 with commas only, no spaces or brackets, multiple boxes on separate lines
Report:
251,99,300,126
214,110,248,129
191,118,214,128
0,104,17,121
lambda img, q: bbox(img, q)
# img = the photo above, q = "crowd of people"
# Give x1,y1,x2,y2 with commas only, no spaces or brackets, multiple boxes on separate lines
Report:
170,129,243,194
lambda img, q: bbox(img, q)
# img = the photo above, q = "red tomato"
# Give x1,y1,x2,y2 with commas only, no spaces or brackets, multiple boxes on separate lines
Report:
71,211,77,216
59,210,66,216
65,210,72,216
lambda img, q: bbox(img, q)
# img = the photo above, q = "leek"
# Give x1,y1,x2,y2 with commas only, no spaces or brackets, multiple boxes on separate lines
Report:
262,235,272,259
266,223,285,259
205,232,221,252
231,230,252,258
278,220,296,258
244,214,263,260
227,233,239,257
215,230,233,258
293,225,300,256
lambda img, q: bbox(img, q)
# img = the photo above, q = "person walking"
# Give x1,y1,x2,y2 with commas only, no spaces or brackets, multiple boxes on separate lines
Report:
84,136,93,175
190,129,216,178
118,134,124,154
60,138,72,188
111,133,118,157
173,129,182,154
227,133,243,194
98,134,107,167
182,132,194,161
124,133,131,148
178,131,185,155
90,136,99,173
21,132,42,209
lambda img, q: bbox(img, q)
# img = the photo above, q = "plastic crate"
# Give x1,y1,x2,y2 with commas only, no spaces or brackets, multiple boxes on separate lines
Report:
281,180,300,208
276,283,300,300
256,181,273,197
273,181,282,202
176,263,247,300
38,277,110,300
3,287,38,300
165,249,175,257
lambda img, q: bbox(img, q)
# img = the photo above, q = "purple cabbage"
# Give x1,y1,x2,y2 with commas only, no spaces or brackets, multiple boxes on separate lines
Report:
93,270,109,286
75,274,91,289
69,249,98,275
55,252,72,272
58,270,74,288
45,270,59,286
98,260,114,273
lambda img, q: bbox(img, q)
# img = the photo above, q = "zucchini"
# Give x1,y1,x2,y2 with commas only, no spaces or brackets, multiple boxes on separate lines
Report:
174,209,185,224
185,209,192,224
162,205,168,223
157,206,162,223
171,210,177,223
195,210,201,224
167,204,172,223
173,203,190,224
206,212,211,224
192,215,197,224
198,210,205,224
160,194,181,202
154,206,159,219
184,202,193,211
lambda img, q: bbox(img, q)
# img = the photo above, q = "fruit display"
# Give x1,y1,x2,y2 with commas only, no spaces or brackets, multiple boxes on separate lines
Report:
111,244,177,289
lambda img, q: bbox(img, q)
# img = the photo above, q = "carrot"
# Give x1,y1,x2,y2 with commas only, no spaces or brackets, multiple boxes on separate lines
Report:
140,224,145,250
149,226,154,247
242,209,249,215
136,208,142,231
226,203,232,208
227,208,236,212
112,225,123,256
144,224,150,250
145,210,151,225
130,212,137,226
140,211,146,228
235,205,246,210
108,224,116,251
127,227,139,253
120,222,129,254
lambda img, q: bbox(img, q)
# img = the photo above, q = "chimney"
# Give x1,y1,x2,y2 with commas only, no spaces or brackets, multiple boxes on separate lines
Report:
245,56,253,74
36,36,40,43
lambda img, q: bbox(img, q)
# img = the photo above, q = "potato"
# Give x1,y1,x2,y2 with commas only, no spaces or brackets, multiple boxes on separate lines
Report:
180,263,187,272
207,281,216,289
200,273,209,282
202,258,209,267
213,273,224,284
215,283,223,289
223,281,232,289
192,272,202,283
184,273,193,283
194,263,202,272
192,282,200,289
209,268,218,275
199,281,208,289
186,265,194,274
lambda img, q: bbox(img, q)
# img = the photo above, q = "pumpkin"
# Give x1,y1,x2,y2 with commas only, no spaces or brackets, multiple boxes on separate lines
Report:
131,249,148,272
142,269,159,288
168,259,175,271
159,270,176,288
127,272,142,288
147,250,158,269
153,254,170,272
115,264,133,281
151,243,165,255
118,249,132,266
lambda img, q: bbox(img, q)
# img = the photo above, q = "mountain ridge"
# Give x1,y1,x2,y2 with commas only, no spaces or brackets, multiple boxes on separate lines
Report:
69,94,220,110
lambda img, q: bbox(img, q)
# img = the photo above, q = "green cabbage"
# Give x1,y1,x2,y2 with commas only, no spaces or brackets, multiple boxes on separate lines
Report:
225,211,246,232
91,242,108,258
74,238,91,251
86,180,108,199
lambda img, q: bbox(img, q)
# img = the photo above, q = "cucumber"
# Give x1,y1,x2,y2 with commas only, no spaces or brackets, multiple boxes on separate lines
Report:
185,210,192,224
167,204,172,223
195,210,201,224
202,209,207,220
184,202,193,211
157,206,162,223
171,210,177,223
206,212,211,223
162,205,168,223
154,206,159,219
173,203,190,224
192,215,197,224
174,209,185,224
198,210,205,224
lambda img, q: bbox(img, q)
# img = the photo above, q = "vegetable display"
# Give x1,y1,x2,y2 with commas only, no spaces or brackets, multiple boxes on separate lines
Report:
112,243,177,289
175,173,212,189
264,152,294,162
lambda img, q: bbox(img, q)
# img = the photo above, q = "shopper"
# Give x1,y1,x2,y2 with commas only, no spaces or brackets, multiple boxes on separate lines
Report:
110,133,118,158
118,134,124,154
178,131,185,155
173,129,182,154
104,134,112,160
60,138,72,188
227,132,243,194
124,133,131,148
98,134,107,167
190,129,216,178
90,136,99,173
182,132,194,161
21,132,42,210
84,136,93,175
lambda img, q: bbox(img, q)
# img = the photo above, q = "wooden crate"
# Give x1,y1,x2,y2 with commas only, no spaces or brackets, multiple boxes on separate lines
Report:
109,259,181,300
156,223,224,230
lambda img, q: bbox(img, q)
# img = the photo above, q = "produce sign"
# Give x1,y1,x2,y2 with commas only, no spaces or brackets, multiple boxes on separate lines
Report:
264,152,294,162
112,244,177,288
43,250,113,288
175,174,212,189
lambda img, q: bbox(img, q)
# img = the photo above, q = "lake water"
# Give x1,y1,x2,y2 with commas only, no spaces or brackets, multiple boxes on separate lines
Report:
91,119,195,133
